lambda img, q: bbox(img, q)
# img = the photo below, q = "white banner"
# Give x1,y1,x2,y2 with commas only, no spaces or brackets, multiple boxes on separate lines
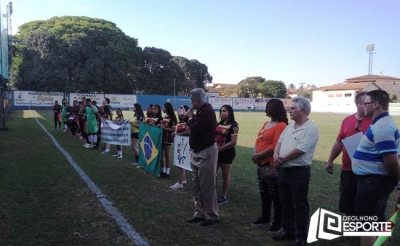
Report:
209,97,233,109
105,94,137,109
173,135,192,171
13,91,64,107
101,119,132,146
232,98,254,109
69,93,104,103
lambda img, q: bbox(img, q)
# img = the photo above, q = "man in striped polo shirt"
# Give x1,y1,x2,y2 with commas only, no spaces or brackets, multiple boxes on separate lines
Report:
352,90,400,246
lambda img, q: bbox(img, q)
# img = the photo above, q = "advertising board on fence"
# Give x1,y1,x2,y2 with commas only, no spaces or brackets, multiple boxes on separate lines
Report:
209,97,233,109
232,98,254,110
13,91,64,107
173,135,192,171
69,93,104,102
105,94,137,110
100,119,132,146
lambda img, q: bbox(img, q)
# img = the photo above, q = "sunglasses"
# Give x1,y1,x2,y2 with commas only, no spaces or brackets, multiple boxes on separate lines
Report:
355,120,362,132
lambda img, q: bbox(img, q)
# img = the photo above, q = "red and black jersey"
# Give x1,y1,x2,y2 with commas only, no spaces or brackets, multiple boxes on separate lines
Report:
161,115,176,144
145,117,161,125
53,104,61,115
70,105,80,115
216,122,239,147
176,122,188,134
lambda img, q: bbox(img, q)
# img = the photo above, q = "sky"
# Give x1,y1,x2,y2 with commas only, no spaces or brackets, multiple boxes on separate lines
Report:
3,0,400,87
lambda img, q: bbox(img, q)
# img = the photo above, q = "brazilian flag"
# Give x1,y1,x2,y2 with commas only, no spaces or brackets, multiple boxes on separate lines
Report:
138,122,163,177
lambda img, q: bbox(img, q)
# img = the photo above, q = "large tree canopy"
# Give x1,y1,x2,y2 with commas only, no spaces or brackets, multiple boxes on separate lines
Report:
10,16,211,95
238,76,265,98
171,56,212,89
138,47,185,95
13,16,141,93
258,80,287,98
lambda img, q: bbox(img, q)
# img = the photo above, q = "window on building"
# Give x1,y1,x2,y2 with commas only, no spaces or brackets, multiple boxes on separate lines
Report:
344,93,352,97
336,93,342,97
328,94,334,97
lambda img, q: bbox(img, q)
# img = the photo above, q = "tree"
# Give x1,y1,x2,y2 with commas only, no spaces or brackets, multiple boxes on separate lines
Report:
238,76,265,97
389,93,398,103
12,16,141,93
258,80,287,98
171,56,212,89
288,83,296,90
138,47,185,95
296,89,313,100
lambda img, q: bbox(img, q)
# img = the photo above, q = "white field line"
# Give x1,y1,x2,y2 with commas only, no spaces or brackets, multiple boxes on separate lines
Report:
32,111,149,246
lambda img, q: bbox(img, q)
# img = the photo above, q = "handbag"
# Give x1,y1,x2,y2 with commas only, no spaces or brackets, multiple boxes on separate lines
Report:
258,164,278,179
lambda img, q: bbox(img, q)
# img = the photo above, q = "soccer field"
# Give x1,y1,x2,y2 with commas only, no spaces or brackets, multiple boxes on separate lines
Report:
1,110,399,246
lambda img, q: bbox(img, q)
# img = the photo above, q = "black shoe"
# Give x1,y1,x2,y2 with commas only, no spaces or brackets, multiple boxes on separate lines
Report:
186,217,205,223
251,217,271,228
200,219,219,226
293,239,307,246
272,232,296,241
267,224,283,236
160,172,170,178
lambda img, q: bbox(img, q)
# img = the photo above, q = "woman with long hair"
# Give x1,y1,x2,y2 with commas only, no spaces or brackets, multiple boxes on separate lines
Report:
216,105,239,205
160,102,178,178
145,104,162,125
146,104,153,118
251,99,288,236
130,103,144,165
170,105,190,189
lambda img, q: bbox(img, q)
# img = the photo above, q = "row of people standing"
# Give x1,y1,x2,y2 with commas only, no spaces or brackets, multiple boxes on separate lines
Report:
250,97,319,246
143,101,240,202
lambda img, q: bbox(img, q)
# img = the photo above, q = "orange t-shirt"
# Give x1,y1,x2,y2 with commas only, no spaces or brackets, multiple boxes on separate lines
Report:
255,121,287,167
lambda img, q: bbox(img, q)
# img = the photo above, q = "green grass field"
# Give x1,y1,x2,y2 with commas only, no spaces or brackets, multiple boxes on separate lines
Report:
1,110,400,246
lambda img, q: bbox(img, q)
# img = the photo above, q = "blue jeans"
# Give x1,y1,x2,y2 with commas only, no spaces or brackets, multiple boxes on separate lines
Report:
277,166,310,241
354,175,395,222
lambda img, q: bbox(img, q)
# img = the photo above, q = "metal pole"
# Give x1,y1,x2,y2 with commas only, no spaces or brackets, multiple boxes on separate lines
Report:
173,78,175,109
366,44,375,91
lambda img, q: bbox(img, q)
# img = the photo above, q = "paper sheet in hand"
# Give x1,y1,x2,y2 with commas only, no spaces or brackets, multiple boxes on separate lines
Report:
341,132,363,158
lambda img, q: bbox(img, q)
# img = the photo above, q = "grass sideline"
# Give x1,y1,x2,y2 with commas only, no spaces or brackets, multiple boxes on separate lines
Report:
0,109,399,246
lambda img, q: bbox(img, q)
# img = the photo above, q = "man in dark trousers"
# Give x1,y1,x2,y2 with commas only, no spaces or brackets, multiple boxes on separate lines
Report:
183,88,219,226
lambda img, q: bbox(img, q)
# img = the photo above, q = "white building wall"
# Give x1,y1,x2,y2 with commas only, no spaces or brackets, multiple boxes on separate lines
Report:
312,90,357,113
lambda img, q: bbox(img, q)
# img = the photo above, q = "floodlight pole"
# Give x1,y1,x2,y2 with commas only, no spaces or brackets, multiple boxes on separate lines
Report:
366,44,375,90
173,78,175,109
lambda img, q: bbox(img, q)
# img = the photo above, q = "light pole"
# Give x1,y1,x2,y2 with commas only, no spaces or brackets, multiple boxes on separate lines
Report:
173,78,176,109
366,44,375,91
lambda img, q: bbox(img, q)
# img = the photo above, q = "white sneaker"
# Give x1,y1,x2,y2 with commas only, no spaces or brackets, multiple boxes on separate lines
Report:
79,136,83,140
170,182,183,190
83,143,89,147
113,154,119,157
85,144,92,149
130,161,137,166
117,155,123,159
183,180,187,184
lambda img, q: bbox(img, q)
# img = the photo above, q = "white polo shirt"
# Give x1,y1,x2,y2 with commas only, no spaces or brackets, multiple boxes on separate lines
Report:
278,119,319,167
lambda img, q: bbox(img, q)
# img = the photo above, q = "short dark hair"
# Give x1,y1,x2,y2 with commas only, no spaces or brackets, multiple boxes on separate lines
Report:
105,98,110,104
367,90,390,110
86,98,91,103
355,91,368,103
